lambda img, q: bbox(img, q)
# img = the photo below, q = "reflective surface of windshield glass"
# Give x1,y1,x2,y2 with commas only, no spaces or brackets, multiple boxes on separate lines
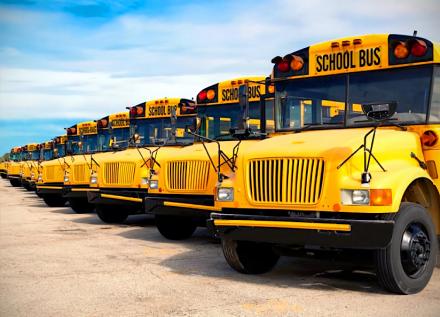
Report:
99,128,130,151
198,101,271,139
276,66,433,130
134,117,195,145
430,66,440,123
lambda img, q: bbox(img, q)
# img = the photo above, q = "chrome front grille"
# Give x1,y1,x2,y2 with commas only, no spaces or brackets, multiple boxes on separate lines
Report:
103,162,136,186
248,158,325,205
166,161,210,191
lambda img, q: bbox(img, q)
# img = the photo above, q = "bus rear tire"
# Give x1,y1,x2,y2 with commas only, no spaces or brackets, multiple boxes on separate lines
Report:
23,183,33,191
43,195,67,207
68,198,95,214
9,179,21,187
96,204,128,223
1,173,7,179
375,202,437,294
221,239,280,274
155,215,197,240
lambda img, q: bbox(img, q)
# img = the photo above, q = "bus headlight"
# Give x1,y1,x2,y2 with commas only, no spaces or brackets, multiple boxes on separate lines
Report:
31,173,35,180
37,174,43,182
90,174,98,184
64,174,70,183
140,177,149,186
217,187,234,201
341,189,370,205
149,180,158,189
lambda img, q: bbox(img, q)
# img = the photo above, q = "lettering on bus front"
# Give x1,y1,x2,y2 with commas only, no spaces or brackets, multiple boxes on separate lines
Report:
315,47,381,73
148,105,178,117
78,126,97,135
111,119,130,128
221,85,261,102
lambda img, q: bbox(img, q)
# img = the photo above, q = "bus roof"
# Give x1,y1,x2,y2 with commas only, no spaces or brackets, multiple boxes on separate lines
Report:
271,34,439,80
129,98,196,120
196,76,267,105
97,111,130,130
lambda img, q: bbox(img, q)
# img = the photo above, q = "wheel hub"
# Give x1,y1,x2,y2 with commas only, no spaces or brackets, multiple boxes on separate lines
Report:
401,223,431,277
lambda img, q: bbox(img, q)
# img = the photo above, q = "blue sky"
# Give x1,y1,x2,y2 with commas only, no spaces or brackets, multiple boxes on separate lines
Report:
0,0,439,154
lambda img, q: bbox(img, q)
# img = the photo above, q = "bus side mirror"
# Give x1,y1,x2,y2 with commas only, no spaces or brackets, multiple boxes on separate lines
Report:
361,101,397,121
110,137,119,150
78,141,83,150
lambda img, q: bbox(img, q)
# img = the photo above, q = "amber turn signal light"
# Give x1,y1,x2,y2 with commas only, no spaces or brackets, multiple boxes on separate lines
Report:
370,189,392,206
394,42,409,59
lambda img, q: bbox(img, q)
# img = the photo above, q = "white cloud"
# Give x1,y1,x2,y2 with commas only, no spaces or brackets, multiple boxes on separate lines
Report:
0,0,439,121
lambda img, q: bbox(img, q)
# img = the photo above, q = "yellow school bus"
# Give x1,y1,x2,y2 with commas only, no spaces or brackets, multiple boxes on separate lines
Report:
36,135,68,202
63,112,130,213
144,77,273,239
20,143,40,191
60,120,101,212
6,146,23,186
87,98,197,223
0,161,6,179
207,34,439,294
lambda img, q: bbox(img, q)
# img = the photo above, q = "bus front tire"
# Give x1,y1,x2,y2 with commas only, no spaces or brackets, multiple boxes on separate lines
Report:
155,215,197,240
221,239,280,274
42,195,67,207
96,205,128,224
68,198,95,214
9,179,21,187
375,202,438,294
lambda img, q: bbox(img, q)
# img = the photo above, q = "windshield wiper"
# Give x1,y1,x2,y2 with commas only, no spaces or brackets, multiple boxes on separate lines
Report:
294,122,343,133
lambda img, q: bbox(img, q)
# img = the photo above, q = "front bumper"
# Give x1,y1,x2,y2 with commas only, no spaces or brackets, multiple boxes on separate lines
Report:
87,189,146,206
144,195,216,217
7,174,21,180
208,213,394,249
63,186,99,198
36,184,64,195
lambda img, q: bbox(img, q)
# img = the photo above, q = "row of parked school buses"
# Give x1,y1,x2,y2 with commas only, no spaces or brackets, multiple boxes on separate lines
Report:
1,33,439,295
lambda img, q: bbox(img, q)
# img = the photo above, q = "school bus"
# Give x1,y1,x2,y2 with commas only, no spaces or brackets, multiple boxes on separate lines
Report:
144,77,274,240
63,112,130,213
87,98,197,223
205,34,440,294
0,157,9,179
31,140,57,190
6,147,23,186
20,143,40,191
36,133,72,206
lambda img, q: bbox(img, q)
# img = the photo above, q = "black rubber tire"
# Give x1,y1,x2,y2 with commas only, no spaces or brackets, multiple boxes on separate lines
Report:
9,179,21,187
23,183,33,191
42,195,67,207
1,173,7,179
68,198,95,214
221,239,280,274
96,204,128,224
155,215,197,240
375,202,438,294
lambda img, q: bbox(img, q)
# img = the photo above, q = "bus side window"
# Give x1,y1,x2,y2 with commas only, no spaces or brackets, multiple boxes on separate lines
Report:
429,67,440,123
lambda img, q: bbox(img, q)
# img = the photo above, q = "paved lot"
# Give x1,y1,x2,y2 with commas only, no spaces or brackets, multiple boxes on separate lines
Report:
0,180,439,317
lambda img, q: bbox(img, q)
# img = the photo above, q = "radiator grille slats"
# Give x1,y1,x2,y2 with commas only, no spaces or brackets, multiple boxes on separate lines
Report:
167,161,210,191
248,158,325,205
103,162,136,186
72,164,89,183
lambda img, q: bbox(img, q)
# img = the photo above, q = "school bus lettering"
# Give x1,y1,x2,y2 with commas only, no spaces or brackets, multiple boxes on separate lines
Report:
111,119,130,128
221,85,261,102
148,105,178,117
78,126,97,135
316,47,381,72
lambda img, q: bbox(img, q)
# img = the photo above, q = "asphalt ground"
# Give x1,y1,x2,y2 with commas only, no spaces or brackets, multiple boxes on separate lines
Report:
0,180,439,317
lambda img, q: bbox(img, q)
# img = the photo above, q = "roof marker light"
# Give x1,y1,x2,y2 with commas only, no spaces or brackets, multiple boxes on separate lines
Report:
394,41,409,59
411,39,427,57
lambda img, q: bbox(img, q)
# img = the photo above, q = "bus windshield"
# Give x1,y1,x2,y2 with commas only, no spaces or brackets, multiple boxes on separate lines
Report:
55,144,65,157
198,101,273,140
28,150,39,160
133,117,195,146
80,134,98,153
98,128,130,151
276,66,433,130
67,136,80,155
10,153,20,161
43,149,53,161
